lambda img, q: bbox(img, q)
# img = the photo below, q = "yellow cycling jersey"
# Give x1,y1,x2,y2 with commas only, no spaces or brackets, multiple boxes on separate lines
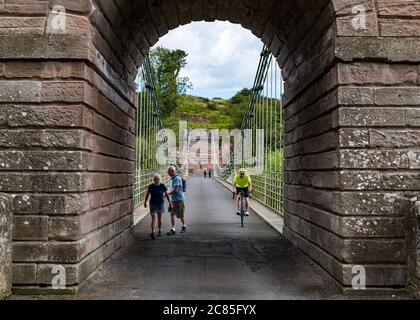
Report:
234,174,251,188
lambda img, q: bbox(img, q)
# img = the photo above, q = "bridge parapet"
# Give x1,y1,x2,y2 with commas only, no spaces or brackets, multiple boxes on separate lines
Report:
0,193,13,299
407,200,420,299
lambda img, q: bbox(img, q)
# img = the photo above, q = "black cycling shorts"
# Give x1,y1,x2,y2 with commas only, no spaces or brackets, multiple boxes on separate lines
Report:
236,187,250,198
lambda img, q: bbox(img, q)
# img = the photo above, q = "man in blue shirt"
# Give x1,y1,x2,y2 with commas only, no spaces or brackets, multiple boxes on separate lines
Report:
167,166,186,235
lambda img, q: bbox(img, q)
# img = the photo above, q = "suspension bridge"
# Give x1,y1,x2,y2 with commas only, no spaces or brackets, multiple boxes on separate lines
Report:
9,46,348,300
1,0,419,299
134,45,284,216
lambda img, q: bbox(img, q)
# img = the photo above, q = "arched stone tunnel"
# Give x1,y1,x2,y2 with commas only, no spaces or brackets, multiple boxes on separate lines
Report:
0,0,419,293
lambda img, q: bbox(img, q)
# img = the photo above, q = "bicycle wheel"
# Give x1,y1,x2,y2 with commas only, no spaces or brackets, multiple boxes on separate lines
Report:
240,196,244,228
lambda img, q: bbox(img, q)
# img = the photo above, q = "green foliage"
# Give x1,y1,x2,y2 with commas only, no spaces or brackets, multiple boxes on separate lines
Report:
230,88,252,105
265,149,284,172
177,94,233,128
223,88,252,128
147,47,252,132
207,102,218,111
136,135,160,170
147,49,281,151
149,47,193,116
159,92,251,140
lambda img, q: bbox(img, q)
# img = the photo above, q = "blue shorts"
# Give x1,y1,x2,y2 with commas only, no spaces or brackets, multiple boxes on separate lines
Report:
150,203,165,214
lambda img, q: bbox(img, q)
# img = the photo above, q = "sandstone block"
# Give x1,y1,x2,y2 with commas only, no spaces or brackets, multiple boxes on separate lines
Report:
4,0,48,14
340,149,409,169
0,81,41,102
0,194,12,298
370,129,420,148
377,0,420,17
338,63,418,86
339,108,406,127
12,264,37,285
339,129,369,148
13,216,49,241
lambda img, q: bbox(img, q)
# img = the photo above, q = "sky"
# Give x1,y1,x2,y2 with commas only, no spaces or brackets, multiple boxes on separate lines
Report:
153,21,263,99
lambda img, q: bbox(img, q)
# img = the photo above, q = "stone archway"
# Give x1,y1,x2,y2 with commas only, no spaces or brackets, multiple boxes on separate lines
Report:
0,0,419,293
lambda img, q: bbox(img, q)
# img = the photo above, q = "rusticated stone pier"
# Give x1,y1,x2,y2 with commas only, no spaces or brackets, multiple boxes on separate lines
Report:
0,194,12,299
0,0,419,294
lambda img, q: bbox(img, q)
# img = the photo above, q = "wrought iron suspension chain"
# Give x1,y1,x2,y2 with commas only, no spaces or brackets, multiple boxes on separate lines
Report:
216,45,284,215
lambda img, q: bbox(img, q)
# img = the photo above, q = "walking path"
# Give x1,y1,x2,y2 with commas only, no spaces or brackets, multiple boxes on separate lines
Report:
60,176,346,299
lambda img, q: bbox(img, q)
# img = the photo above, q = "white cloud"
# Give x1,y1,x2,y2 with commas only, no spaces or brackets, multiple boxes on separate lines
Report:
153,21,263,99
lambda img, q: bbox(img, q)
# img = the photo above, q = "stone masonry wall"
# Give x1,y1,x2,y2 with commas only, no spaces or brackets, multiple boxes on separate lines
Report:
283,0,420,288
0,193,12,298
0,0,419,292
407,200,420,298
0,1,135,293
417,202,420,294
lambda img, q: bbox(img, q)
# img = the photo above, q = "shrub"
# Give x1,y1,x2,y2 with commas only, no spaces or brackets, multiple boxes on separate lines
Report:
207,103,218,111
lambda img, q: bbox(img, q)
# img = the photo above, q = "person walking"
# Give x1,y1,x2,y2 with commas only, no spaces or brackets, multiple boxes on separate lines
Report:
144,174,172,240
167,166,187,235
208,169,212,179
203,167,208,179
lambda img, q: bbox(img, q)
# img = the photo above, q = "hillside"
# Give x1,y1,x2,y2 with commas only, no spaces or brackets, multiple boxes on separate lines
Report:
163,90,250,136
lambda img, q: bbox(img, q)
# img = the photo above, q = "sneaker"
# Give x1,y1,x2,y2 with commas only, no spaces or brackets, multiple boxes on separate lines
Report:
157,231,162,237
181,226,187,233
150,232,156,240
236,211,241,216
167,229,176,236
245,211,250,216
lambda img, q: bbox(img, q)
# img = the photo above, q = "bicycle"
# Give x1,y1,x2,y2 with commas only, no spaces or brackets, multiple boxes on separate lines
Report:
233,190,248,227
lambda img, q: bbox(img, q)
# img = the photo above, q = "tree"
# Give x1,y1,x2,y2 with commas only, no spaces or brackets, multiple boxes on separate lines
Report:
222,88,251,128
149,47,193,116
230,88,252,105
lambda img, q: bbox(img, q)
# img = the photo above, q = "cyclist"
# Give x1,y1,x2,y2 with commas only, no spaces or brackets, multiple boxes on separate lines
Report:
232,168,252,216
